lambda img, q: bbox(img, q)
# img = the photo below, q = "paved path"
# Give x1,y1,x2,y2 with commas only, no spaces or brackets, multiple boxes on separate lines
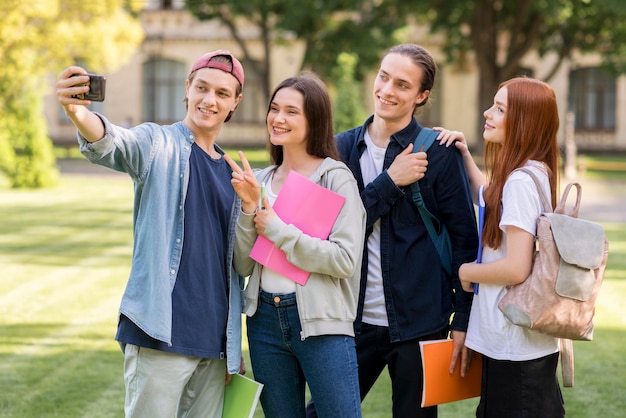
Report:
57,159,625,223
572,176,626,223
58,158,126,178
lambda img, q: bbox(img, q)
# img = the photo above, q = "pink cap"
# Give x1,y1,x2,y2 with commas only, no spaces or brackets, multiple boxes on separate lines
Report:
189,50,244,88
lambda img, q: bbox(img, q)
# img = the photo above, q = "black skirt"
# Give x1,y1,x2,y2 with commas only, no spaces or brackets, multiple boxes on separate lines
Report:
476,352,565,418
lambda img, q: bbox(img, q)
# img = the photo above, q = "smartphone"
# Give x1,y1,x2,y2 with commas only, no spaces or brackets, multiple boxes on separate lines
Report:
71,73,106,102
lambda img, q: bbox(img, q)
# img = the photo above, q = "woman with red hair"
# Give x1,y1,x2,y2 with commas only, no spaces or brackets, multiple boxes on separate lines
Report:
439,77,564,417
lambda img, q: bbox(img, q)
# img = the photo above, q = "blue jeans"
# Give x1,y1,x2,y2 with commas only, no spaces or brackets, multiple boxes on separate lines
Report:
306,323,447,418
247,290,361,418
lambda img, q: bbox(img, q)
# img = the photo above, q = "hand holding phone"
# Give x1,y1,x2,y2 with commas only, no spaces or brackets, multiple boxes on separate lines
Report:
70,73,106,102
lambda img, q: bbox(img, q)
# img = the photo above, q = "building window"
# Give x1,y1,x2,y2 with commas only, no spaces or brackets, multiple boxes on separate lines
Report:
143,58,187,125
229,59,266,124
569,67,616,131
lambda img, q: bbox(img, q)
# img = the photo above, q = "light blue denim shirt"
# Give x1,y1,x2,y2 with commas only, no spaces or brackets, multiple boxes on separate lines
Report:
78,114,244,373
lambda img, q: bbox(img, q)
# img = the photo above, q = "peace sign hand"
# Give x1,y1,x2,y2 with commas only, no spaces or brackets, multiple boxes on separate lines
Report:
224,151,261,214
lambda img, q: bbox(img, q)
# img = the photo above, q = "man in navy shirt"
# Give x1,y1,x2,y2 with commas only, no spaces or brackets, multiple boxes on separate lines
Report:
308,43,477,417
57,50,246,417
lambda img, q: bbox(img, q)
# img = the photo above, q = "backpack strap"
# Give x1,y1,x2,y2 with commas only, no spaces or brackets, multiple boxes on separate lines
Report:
413,127,440,153
409,128,452,276
514,167,552,213
560,338,574,387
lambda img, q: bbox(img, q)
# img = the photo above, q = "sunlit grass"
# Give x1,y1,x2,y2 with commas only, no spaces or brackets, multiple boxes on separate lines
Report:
55,145,271,169
0,177,132,417
222,148,270,169
578,153,626,180
1,163,625,417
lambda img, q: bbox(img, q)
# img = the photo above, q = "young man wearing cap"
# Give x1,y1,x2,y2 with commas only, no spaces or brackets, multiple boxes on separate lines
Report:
57,50,245,417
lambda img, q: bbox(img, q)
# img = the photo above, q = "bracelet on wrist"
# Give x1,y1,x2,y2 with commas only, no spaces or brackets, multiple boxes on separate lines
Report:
241,207,258,215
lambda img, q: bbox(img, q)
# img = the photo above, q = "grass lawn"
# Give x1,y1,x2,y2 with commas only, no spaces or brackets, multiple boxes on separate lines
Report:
1,161,625,417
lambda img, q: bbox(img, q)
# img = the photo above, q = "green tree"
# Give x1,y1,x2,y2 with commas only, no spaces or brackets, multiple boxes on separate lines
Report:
290,0,410,80
417,0,626,139
188,0,626,143
0,0,143,188
186,0,275,100
331,52,367,133
185,0,408,98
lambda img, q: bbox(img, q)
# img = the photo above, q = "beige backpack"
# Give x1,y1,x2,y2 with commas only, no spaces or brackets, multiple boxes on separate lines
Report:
497,168,609,386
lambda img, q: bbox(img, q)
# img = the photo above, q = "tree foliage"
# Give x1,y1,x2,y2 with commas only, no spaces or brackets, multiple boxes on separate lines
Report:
271,0,411,80
185,0,409,96
417,0,626,138
188,0,626,142
186,0,275,99
331,52,367,133
0,0,143,188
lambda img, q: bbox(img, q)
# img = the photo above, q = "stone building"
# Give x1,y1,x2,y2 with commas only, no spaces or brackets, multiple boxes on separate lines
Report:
45,1,626,152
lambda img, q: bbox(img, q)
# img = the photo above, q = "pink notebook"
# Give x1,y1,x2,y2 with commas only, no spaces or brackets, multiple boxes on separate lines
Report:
249,170,346,285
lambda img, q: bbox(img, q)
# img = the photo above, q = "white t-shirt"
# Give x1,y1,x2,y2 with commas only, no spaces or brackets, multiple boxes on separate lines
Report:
465,161,560,360
260,172,298,294
359,130,388,326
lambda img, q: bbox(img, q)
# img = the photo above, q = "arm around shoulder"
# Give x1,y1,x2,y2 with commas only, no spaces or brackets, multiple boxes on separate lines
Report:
435,127,486,202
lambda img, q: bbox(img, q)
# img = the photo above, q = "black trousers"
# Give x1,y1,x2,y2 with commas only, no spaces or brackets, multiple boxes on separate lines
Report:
476,352,565,418
356,324,447,418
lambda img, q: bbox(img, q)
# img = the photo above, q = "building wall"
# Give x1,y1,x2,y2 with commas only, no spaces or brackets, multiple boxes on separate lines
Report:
46,8,625,151
46,9,305,148
408,37,626,151
402,22,626,151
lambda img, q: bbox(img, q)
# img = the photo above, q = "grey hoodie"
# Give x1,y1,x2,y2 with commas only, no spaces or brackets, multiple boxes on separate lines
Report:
234,158,366,339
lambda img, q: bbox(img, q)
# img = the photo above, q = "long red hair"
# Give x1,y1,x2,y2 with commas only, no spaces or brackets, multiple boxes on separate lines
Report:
483,77,560,249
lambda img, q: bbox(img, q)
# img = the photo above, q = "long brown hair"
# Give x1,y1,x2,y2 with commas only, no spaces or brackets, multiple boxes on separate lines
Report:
267,73,339,165
482,77,560,249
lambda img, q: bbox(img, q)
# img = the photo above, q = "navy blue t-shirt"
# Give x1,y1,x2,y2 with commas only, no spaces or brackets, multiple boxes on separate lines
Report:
117,143,234,358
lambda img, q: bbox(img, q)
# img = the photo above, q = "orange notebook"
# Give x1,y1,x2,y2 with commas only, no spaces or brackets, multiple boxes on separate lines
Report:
419,339,482,407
